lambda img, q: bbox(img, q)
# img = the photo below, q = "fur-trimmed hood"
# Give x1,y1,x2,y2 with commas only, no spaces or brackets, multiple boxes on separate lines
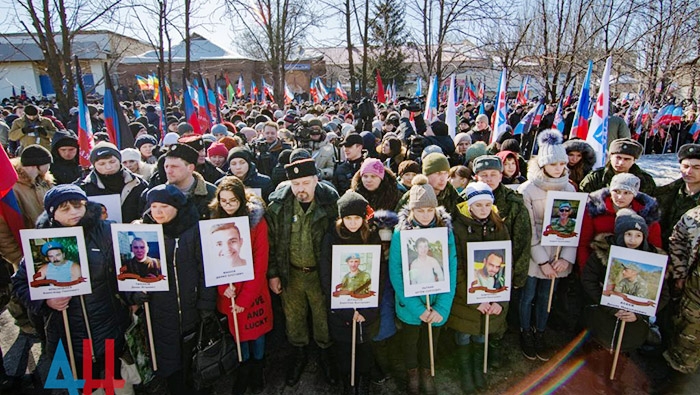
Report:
564,139,596,172
247,194,266,228
397,205,452,231
586,188,660,224
12,157,55,187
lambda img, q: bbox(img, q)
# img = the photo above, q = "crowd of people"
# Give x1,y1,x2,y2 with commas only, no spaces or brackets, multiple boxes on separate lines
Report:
0,94,699,395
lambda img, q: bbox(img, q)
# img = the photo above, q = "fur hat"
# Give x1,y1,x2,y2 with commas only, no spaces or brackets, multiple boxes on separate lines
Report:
408,174,438,210
610,173,640,196
678,144,700,162
165,143,199,165
536,130,568,168
285,158,317,180
20,144,53,167
609,138,642,159
465,181,494,206
421,152,450,176
337,191,369,218
472,155,502,174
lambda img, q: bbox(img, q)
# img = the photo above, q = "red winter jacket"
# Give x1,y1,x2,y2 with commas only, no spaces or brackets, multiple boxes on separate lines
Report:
216,204,273,342
577,188,662,272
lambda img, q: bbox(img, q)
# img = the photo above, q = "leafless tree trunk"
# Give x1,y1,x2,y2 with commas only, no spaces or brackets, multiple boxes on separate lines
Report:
184,0,192,80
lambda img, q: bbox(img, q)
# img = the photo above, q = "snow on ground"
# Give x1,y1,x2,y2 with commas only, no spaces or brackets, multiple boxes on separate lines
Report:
637,153,680,186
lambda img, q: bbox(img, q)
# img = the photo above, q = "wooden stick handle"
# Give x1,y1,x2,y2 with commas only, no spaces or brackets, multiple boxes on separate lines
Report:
427,295,435,377
62,310,77,379
144,301,158,371
547,246,562,313
230,284,243,363
610,321,627,380
79,295,95,362
351,309,357,387
484,314,490,374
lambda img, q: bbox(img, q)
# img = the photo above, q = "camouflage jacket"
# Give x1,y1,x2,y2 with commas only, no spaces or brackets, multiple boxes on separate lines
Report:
655,178,700,250
579,163,656,195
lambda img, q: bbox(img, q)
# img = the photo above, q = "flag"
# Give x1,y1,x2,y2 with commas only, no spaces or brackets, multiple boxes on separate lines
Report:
385,84,392,103
570,60,593,139
11,86,16,98
153,75,160,101
195,74,212,132
236,76,245,99
424,75,438,122
147,75,155,90
102,63,135,149
671,106,683,125
532,100,546,127
490,68,508,144
415,77,422,97
554,98,566,133
262,77,275,102
514,99,544,136
375,69,385,104
251,80,259,102
225,75,235,106
284,82,294,104
164,77,173,102
183,78,201,134
216,84,226,110
690,112,700,141
466,77,478,103
516,76,530,105
316,78,329,101
587,57,612,170
159,77,168,137
478,82,485,100
335,81,348,100
0,149,22,245
135,75,149,91
205,78,219,123
309,77,320,104
75,57,94,168
562,79,575,107
634,102,650,137
445,75,457,138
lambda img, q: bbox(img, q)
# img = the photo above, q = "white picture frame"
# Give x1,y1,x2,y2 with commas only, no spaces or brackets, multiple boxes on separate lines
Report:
199,216,255,287
88,194,122,223
541,191,588,247
600,245,667,317
111,223,169,292
400,228,451,297
20,227,92,300
466,240,512,304
330,245,381,309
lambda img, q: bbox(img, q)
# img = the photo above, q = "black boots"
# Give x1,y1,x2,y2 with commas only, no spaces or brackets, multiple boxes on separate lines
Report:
419,368,437,395
472,343,487,389
231,360,250,395
457,344,476,393
533,330,551,361
319,347,339,385
406,368,420,395
520,329,537,360
285,347,308,386
248,358,265,394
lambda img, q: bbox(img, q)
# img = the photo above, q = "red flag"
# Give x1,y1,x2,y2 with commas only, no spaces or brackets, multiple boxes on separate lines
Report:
375,69,385,104
0,149,23,244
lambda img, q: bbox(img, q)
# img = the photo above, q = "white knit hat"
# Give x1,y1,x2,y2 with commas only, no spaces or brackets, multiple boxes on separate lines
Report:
162,132,180,146
120,148,141,163
536,129,568,168
465,181,494,206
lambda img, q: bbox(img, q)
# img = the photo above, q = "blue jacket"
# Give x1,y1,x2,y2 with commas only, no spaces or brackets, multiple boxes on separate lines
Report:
388,206,457,326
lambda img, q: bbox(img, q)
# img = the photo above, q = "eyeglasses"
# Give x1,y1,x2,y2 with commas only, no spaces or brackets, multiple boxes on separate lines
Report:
559,209,571,213
220,198,240,207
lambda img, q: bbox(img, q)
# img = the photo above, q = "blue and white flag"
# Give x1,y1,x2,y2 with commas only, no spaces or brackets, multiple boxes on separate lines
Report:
587,57,612,169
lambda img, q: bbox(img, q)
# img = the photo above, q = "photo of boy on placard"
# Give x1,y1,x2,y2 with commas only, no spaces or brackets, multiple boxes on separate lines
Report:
466,240,512,304
88,194,122,223
199,217,255,287
20,227,92,300
111,224,169,292
541,191,588,246
400,227,451,297
330,245,381,309
601,245,667,317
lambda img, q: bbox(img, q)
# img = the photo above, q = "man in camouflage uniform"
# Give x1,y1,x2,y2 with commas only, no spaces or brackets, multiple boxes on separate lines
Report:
614,263,648,298
550,202,576,235
266,156,339,386
579,138,655,195
665,205,700,373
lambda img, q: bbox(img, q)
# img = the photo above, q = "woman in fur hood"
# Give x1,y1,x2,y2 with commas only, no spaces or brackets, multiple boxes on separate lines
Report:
563,138,596,189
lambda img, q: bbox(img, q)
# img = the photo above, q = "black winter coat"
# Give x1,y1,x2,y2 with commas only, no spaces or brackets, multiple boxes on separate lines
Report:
76,168,148,223
196,159,225,185
140,203,217,377
221,163,273,202
11,203,129,372
49,130,82,185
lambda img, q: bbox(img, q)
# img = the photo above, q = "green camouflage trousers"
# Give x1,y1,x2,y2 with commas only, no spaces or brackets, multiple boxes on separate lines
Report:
664,297,700,374
280,269,331,348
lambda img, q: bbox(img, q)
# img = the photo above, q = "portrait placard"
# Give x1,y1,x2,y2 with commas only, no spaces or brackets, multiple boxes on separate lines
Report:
88,194,122,223
111,224,169,292
541,191,588,246
20,227,92,300
466,241,512,304
400,228,450,297
199,216,254,287
600,245,667,316
330,245,381,310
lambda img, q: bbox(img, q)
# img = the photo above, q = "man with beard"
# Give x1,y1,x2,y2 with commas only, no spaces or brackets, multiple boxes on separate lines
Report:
266,157,339,387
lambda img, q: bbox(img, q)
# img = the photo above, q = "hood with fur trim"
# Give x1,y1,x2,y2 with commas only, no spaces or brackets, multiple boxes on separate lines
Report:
564,139,596,171
586,188,660,224
246,195,266,229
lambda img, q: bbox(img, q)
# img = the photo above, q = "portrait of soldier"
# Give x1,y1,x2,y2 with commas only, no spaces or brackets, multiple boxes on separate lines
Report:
123,237,162,278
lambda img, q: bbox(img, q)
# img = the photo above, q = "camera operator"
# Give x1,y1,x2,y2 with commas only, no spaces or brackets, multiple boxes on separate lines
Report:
296,118,337,181
251,121,292,177
353,98,376,132
9,104,57,152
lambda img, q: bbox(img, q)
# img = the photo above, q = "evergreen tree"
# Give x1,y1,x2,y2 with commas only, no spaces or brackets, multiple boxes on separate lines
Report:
368,0,411,90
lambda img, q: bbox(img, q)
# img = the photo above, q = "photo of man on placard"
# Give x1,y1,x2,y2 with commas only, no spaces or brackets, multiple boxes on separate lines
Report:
334,253,372,297
122,237,162,279
474,251,505,290
35,241,81,283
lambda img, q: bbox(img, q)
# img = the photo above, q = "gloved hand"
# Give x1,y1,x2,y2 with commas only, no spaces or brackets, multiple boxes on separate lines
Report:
199,309,216,321
36,126,47,137
21,126,33,135
131,292,151,305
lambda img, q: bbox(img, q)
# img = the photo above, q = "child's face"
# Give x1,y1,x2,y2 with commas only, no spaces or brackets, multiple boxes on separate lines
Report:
413,207,436,226
449,175,468,189
503,158,517,178
624,230,644,249
342,215,364,233
401,172,416,186
543,161,567,178
470,200,492,220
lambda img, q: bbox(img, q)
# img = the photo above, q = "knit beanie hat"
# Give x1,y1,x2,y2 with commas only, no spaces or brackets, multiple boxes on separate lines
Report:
90,142,121,164
614,208,648,248
464,181,494,206
421,145,444,160
536,130,568,168
431,121,449,136
465,141,488,164
177,122,194,135
120,148,141,163
219,136,240,151
227,147,253,165
129,122,146,137
398,160,420,176
20,144,53,166
135,134,157,149
610,173,640,195
44,184,87,219
162,132,180,146
422,152,450,176
337,191,369,218
207,142,228,158
51,130,79,150
472,155,502,174
360,158,385,179
211,124,229,136
609,138,643,159
453,132,472,147
146,184,187,211
501,138,521,153
408,174,438,209
24,105,38,116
